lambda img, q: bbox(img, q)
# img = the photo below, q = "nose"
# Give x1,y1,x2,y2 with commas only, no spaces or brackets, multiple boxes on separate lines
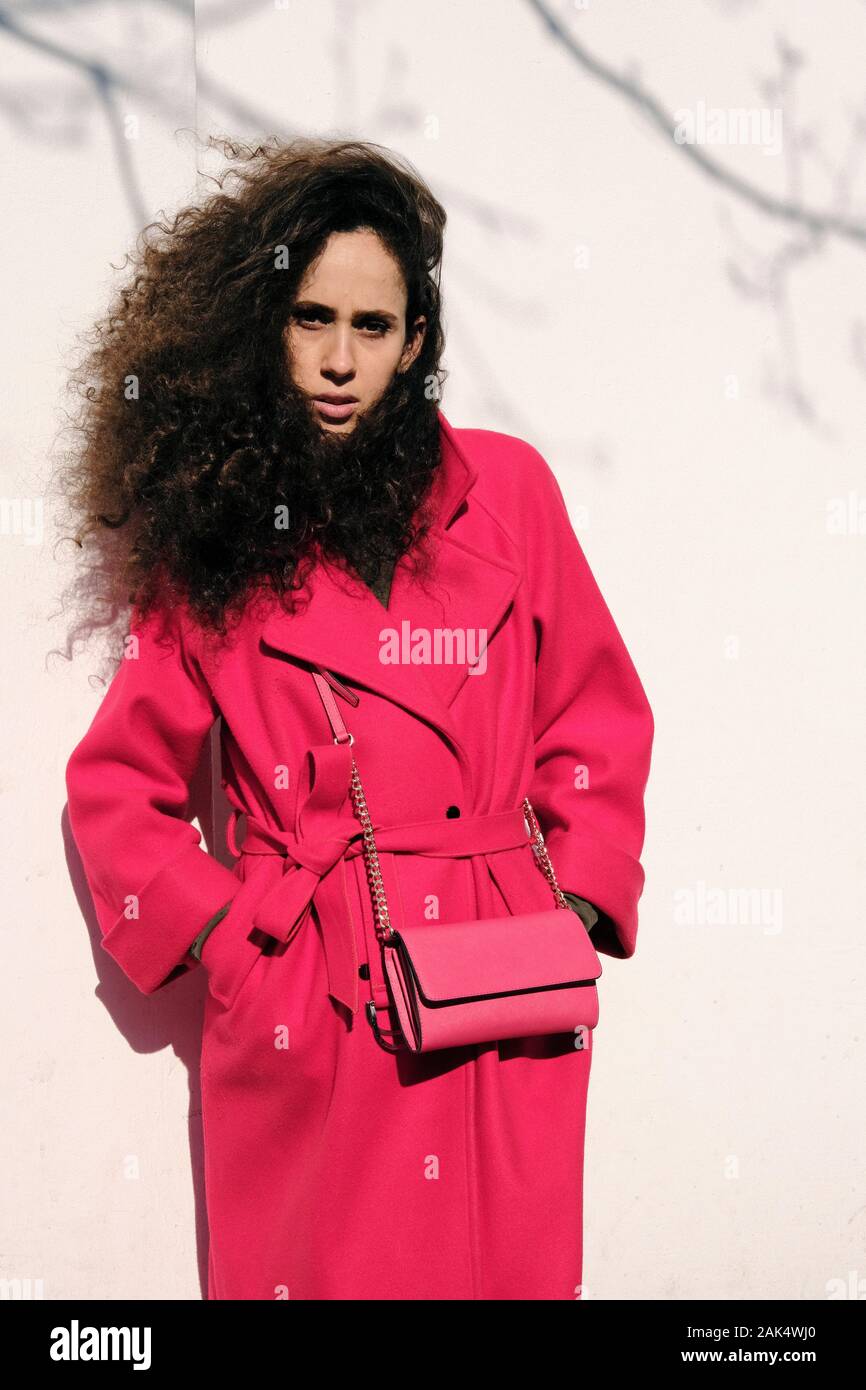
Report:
320,324,356,383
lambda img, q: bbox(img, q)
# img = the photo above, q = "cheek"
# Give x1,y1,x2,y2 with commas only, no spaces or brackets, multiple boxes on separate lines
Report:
370,341,406,388
285,331,313,383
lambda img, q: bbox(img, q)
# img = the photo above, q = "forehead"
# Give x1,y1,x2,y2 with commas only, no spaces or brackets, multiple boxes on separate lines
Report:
296,229,407,308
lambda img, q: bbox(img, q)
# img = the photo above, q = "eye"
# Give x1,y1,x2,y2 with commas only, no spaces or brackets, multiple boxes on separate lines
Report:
290,309,392,336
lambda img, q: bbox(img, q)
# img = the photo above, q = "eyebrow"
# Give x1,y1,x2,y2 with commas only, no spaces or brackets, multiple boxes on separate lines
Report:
291,299,400,326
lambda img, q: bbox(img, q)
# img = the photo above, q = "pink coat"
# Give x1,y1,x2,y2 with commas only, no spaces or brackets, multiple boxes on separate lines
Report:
65,411,654,1300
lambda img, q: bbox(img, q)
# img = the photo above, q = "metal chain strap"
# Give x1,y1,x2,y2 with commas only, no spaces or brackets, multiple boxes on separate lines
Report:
522,797,570,910
347,756,568,941
348,758,395,940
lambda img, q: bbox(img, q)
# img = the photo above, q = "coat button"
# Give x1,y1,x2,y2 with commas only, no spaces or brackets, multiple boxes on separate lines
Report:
446,805,461,818
358,963,370,980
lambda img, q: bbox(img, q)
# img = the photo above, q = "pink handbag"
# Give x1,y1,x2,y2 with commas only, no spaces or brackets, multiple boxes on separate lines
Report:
311,666,603,1054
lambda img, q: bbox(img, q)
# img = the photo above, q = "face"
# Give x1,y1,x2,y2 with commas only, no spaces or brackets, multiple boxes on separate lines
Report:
283,228,426,433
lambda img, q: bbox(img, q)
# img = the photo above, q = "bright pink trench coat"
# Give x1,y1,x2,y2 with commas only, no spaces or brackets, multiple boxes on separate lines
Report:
65,413,654,1300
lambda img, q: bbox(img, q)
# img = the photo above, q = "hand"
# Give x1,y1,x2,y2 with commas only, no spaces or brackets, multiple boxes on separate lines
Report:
189,901,233,962
561,892,599,933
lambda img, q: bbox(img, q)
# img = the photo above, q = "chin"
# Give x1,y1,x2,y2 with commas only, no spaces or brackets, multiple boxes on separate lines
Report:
319,418,357,434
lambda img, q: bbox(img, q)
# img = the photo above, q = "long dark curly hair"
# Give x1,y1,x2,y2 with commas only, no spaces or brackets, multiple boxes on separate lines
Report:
55,135,449,650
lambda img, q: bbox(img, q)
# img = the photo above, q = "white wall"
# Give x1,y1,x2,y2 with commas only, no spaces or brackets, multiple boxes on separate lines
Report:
2,0,864,1299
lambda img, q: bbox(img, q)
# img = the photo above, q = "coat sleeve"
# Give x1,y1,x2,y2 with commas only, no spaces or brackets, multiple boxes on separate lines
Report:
65,603,244,994
523,446,654,959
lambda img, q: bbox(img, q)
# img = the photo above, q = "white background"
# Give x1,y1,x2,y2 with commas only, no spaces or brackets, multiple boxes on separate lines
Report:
2,0,864,1299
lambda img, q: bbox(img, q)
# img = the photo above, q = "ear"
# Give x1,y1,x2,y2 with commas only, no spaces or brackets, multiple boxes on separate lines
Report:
398,316,426,373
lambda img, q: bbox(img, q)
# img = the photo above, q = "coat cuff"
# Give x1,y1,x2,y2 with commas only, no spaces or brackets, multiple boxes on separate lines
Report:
547,826,646,959
100,842,244,994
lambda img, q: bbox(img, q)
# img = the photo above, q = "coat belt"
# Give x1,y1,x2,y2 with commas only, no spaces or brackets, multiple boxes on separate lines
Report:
225,742,534,1015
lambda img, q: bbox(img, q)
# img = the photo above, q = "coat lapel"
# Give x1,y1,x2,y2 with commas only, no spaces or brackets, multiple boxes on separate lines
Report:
259,411,522,752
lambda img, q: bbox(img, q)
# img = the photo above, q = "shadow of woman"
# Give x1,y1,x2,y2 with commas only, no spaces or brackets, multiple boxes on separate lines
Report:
61,721,233,1300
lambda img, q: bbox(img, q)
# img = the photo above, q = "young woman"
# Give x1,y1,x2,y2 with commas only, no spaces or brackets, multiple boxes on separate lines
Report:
63,137,654,1300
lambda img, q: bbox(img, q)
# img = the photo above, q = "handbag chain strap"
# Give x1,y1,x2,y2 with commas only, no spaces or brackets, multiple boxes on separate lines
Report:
522,798,570,912
311,665,569,945
347,756,398,941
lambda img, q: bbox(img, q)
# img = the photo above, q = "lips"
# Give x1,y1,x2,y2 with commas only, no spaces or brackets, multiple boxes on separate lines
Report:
313,395,358,422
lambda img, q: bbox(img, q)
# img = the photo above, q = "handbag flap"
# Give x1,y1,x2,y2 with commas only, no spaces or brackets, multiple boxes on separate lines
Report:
394,909,603,1006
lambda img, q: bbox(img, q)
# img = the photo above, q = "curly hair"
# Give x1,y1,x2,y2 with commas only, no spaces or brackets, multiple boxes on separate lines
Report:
55,135,449,649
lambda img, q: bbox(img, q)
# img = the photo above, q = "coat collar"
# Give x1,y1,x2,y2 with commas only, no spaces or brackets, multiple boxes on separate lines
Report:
259,410,522,755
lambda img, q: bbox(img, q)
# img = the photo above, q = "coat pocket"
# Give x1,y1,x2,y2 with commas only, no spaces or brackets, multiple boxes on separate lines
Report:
200,914,266,1011
199,859,272,1010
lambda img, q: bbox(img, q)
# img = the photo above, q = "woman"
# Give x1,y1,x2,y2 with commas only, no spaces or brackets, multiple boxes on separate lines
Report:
63,136,654,1300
